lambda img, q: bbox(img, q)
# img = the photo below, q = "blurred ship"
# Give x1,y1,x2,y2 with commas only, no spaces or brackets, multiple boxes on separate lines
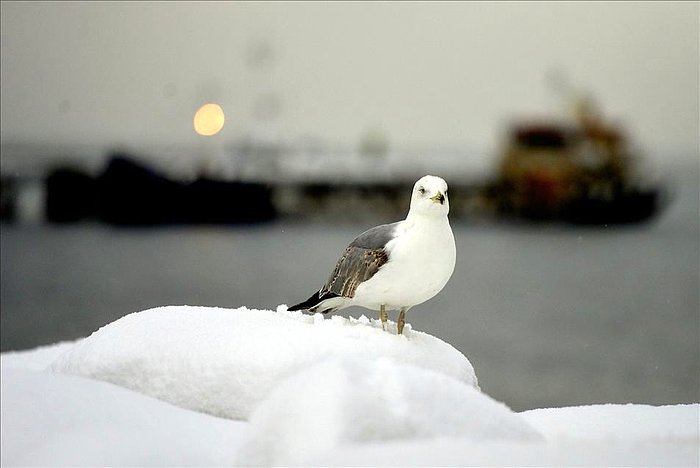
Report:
0,81,664,226
482,95,661,224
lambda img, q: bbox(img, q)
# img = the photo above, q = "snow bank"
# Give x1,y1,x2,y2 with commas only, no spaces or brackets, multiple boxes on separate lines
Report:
1,368,247,467
308,403,700,467
522,403,699,441
312,436,699,467
236,356,539,466
1,340,78,371
3,336,697,467
50,305,477,420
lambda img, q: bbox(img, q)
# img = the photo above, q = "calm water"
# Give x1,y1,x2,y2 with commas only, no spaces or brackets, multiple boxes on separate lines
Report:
2,163,698,411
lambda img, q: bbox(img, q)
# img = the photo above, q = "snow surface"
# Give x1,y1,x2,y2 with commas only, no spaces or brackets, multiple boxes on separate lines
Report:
1,368,247,467
311,405,699,467
49,305,477,420
237,357,540,466
522,403,699,441
2,305,698,467
1,340,77,371
311,437,699,467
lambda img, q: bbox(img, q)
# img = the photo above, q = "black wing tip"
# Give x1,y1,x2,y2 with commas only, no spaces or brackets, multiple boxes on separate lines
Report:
287,290,321,312
288,290,339,313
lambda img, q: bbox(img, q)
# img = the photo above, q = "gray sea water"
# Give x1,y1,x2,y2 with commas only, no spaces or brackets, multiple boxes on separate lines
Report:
1,162,698,411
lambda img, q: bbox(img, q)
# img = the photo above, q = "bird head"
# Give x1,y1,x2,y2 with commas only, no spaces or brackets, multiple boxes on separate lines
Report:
409,175,450,217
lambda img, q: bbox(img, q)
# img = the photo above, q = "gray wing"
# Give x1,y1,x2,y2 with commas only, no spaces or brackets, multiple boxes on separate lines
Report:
320,222,399,298
349,222,400,250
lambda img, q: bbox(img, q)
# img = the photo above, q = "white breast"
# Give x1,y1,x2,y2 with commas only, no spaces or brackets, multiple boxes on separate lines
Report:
352,216,456,311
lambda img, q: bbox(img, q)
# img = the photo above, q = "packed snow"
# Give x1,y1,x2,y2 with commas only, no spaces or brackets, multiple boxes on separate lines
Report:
312,435,699,467
1,368,247,467
49,305,477,419
237,357,540,466
521,403,699,440
1,305,698,467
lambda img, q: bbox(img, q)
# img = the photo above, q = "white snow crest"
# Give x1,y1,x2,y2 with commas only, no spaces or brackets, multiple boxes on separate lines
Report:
1,369,247,467
236,357,541,466
4,310,697,467
49,305,478,420
0,340,78,371
521,403,700,441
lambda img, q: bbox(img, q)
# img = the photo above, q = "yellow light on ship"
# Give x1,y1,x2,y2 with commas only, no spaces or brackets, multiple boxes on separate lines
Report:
193,103,225,136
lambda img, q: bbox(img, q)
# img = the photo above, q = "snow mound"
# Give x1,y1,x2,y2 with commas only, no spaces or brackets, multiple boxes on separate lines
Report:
1,340,78,371
1,369,246,467
50,305,477,420
522,403,700,441
312,436,700,467
236,357,540,466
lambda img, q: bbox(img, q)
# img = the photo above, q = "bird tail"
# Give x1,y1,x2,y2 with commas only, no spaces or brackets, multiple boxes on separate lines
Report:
288,290,339,313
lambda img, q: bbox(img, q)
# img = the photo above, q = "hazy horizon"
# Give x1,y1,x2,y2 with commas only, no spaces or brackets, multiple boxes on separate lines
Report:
1,2,698,168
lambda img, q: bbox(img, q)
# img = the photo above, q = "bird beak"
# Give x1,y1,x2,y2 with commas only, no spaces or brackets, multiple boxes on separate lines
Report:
431,192,445,205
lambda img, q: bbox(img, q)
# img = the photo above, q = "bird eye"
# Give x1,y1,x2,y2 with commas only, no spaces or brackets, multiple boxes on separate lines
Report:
418,187,426,195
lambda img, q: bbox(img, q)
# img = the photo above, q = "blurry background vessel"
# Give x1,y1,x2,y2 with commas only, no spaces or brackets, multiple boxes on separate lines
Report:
481,93,662,224
0,90,666,227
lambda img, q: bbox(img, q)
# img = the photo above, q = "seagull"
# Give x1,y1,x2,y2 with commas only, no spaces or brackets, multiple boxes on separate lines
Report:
289,175,456,334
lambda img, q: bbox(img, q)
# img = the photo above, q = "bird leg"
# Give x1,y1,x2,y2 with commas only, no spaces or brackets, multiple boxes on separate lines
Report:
397,307,407,335
379,304,388,331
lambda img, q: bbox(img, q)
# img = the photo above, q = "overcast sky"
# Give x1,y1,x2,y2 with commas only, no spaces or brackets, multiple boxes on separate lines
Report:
1,2,698,162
